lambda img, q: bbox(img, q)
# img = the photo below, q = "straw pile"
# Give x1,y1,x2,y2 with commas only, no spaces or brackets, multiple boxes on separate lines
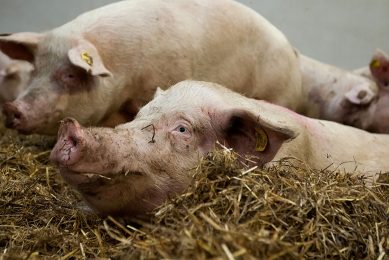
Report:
0,123,388,259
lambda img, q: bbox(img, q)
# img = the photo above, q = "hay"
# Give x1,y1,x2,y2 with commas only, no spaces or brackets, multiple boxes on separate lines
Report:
0,124,388,259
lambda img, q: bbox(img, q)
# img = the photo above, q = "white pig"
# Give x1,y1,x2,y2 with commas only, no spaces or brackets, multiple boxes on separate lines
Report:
0,0,301,134
0,51,33,105
50,80,388,219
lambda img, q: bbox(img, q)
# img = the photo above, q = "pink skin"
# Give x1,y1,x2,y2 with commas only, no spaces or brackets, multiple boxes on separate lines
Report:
51,117,202,218
1,43,109,134
50,89,290,219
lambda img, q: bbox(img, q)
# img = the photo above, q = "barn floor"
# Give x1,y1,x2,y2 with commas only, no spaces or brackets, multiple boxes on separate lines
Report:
0,120,388,259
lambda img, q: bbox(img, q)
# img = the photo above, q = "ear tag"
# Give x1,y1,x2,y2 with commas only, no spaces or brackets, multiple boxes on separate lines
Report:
81,51,93,66
255,127,268,152
370,59,380,68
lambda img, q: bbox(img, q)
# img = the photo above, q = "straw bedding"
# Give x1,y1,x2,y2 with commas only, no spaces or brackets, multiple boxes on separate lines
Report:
0,123,388,259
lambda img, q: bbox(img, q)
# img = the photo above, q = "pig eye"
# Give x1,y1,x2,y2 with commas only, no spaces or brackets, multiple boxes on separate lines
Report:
173,125,191,137
55,66,93,92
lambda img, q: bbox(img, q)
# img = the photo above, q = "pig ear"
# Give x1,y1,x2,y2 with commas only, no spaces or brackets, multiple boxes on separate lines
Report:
212,108,296,165
153,87,165,98
344,83,376,105
369,49,389,88
68,40,112,78
4,63,20,76
0,32,43,62
0,62,20,77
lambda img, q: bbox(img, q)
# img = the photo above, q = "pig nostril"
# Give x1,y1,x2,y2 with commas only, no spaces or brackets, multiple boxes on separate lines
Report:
69,135,78,147
13,111,22,120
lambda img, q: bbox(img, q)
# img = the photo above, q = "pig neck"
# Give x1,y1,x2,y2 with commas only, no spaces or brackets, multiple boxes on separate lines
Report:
298,55,375,121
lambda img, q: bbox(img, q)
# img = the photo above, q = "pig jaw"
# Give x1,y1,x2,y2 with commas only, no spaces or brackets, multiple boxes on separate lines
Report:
2,97,64,135
50,118,193,218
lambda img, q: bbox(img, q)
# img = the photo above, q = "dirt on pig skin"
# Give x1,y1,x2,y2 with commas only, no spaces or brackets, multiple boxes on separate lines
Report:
50,118,194,219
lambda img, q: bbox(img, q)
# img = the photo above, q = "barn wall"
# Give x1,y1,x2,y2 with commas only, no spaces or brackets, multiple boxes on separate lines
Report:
0,0,388,69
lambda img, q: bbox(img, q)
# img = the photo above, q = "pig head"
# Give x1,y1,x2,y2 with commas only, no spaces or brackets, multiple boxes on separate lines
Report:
0,32,114,134
300,51,389,133
353,49,389,133
50,81,299,219
0,50,33,105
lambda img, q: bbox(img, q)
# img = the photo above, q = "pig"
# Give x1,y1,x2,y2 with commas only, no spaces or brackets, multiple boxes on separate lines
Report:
0,51,33,105
50,80,389,219
0,0,301,135
298,51,389,133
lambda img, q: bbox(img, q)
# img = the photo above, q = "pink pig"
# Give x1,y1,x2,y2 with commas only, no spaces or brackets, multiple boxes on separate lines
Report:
0,51,33,105
298,50,389,133
50,80,389,219
0,0,301,135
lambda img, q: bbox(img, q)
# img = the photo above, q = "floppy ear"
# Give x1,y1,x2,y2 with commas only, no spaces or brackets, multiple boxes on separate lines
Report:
211,108,296,166
369,49,389,88
68,39,112,77
153,87,165,98
344,83,376,105
3,63,20,76
0,32,43,62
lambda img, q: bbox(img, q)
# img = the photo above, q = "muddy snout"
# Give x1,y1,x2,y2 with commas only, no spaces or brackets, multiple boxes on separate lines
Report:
50,117,85,167
2,101,28,130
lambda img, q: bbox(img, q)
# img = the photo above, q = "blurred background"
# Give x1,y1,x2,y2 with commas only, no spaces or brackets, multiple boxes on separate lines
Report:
0,0,388,69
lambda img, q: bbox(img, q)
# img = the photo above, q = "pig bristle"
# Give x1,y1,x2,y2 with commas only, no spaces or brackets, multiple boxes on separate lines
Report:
0,118,388,258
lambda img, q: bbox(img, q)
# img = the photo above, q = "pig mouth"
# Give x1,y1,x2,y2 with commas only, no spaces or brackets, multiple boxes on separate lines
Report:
57,167,144,188
57,168,113,186
3,101,56,135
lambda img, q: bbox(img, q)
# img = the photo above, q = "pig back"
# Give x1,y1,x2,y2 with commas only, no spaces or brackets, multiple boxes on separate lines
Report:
55,0,302,111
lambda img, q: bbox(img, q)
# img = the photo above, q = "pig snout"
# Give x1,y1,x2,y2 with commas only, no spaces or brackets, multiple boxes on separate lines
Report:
50,118,85,167
2,101,28,130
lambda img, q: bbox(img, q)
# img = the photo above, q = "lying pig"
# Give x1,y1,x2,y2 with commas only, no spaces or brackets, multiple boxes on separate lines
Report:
299,52,389,133
0,0,301,135
50,80,389,219
0,51,33,105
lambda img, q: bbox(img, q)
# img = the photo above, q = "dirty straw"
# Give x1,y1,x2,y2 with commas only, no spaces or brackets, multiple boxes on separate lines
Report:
0,125,388,259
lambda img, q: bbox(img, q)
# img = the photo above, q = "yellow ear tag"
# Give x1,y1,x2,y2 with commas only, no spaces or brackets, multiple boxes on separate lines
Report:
255,127,268,152
370,59,380,68
81,51,93,66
